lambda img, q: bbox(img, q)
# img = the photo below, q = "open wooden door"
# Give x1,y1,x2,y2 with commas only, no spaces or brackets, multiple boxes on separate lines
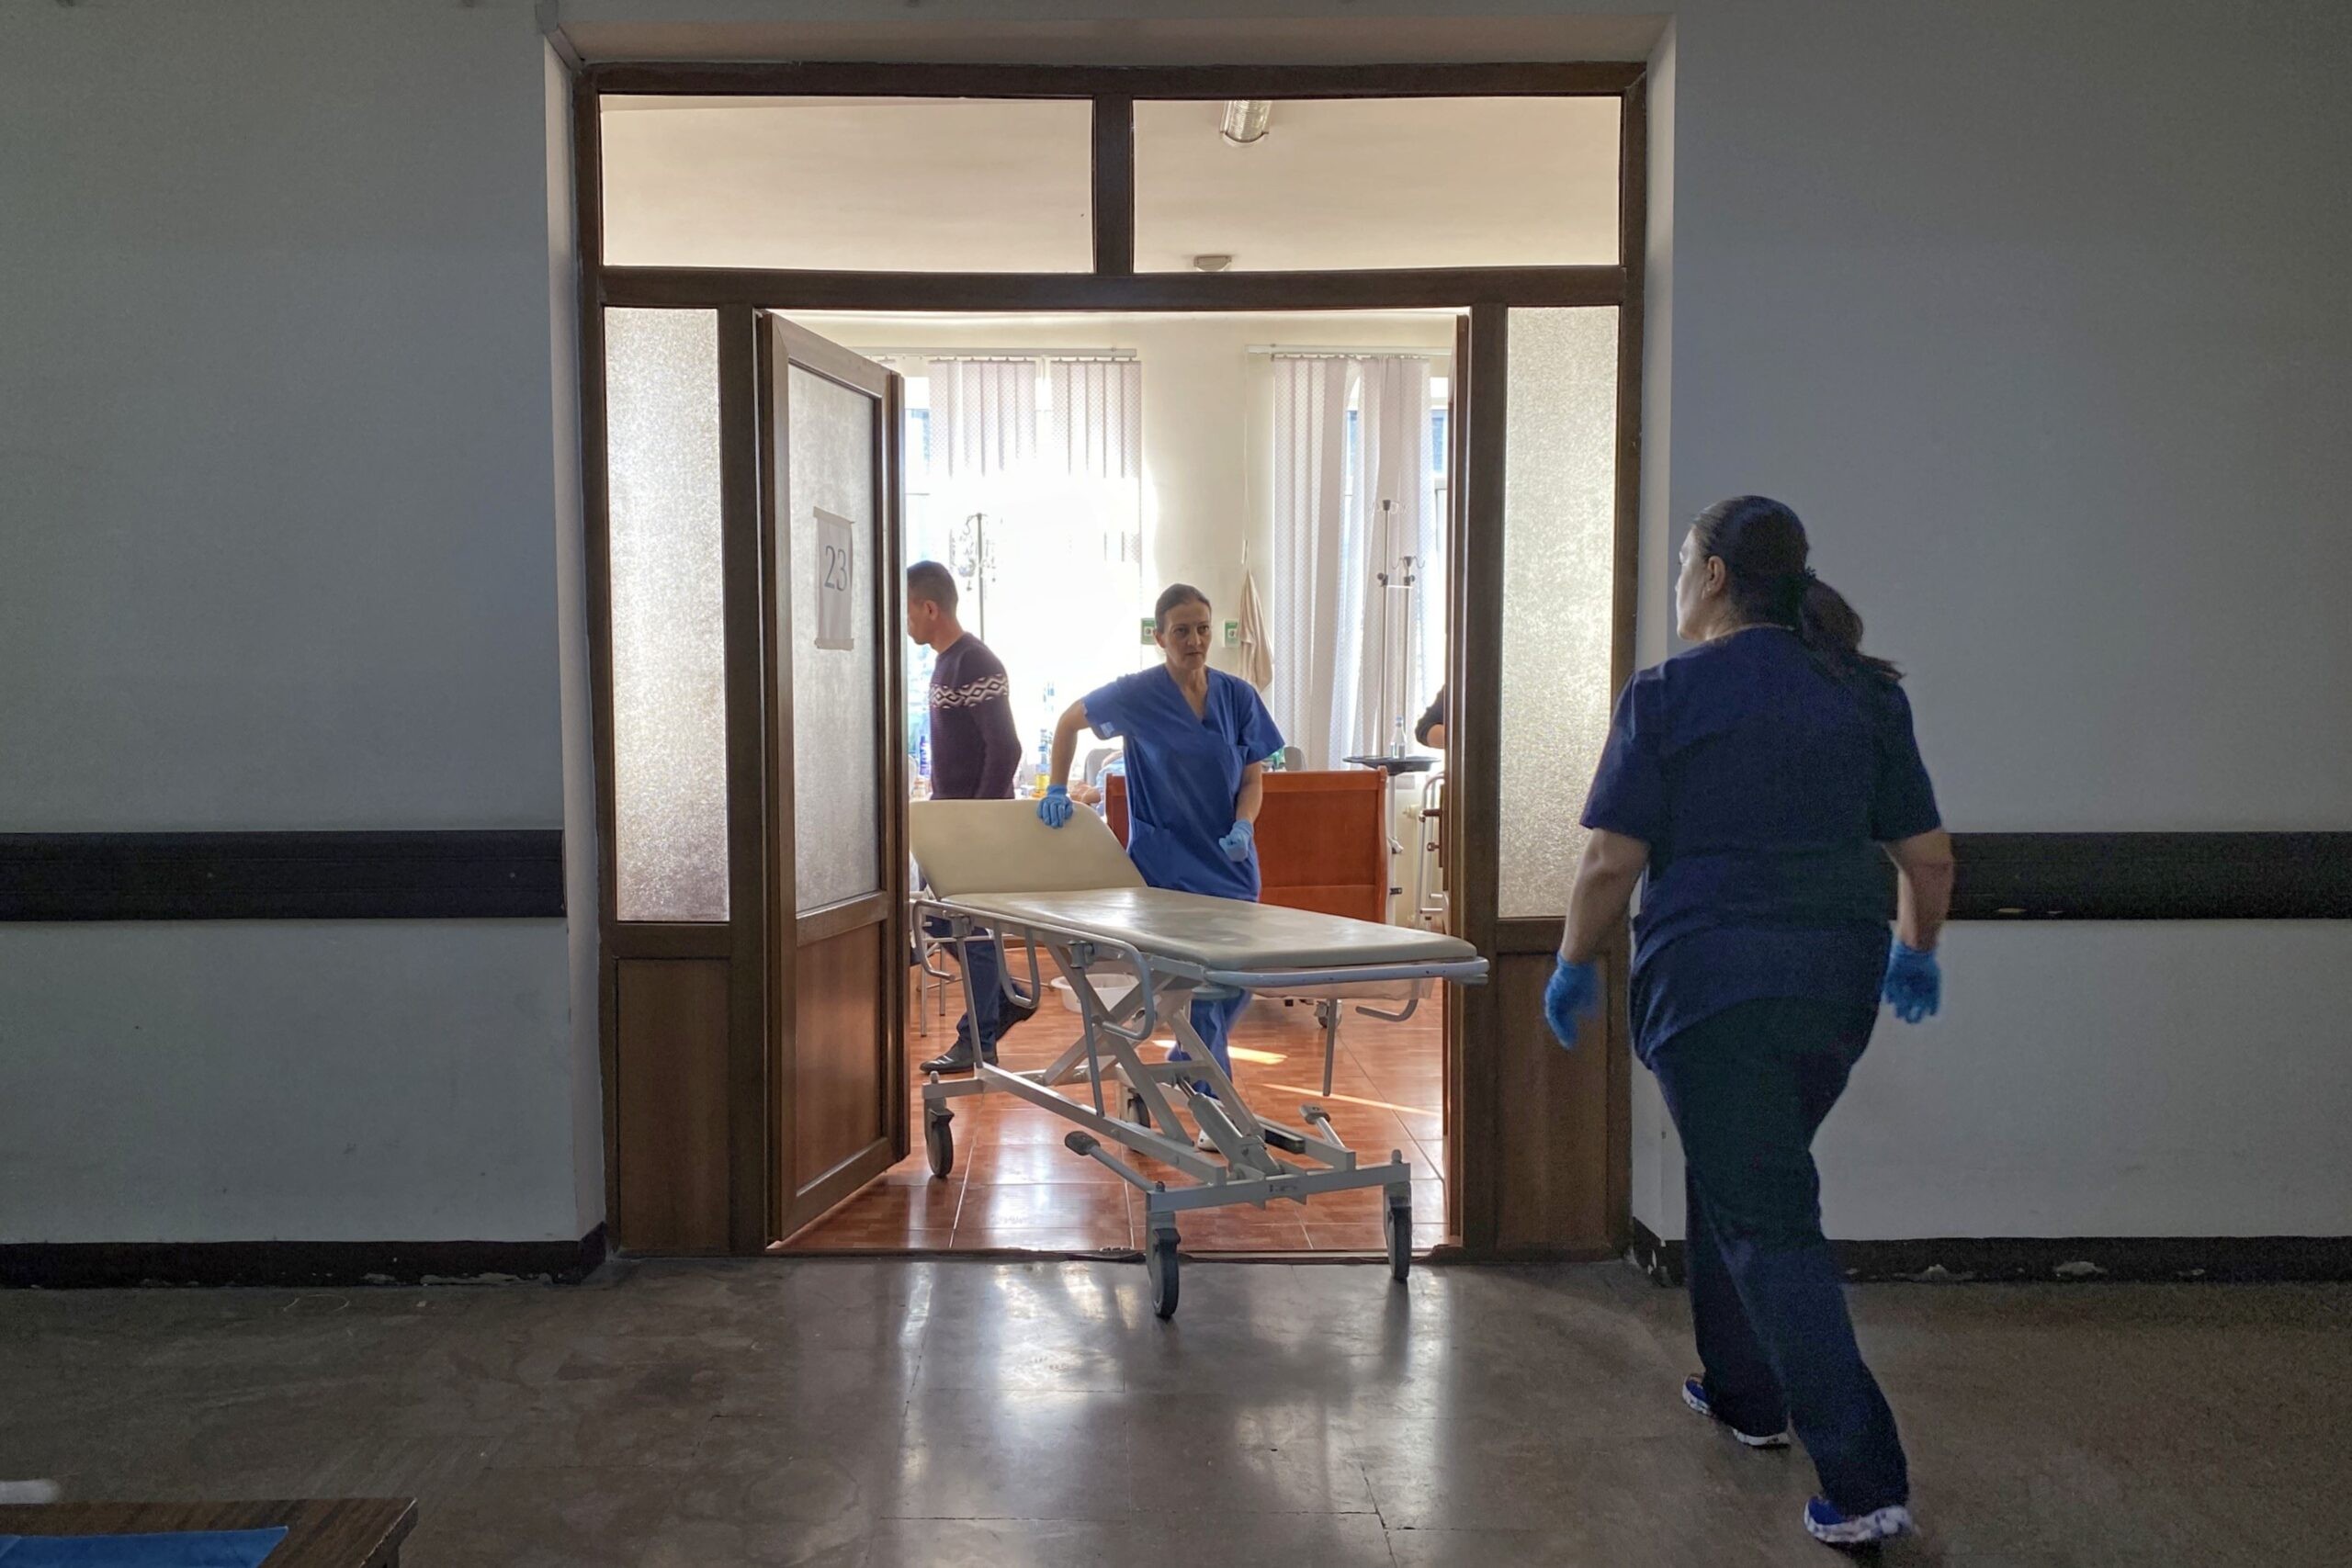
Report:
759,317,908,1242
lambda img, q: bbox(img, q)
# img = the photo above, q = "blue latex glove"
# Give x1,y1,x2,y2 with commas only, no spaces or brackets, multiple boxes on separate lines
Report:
1036,784,1074,829
1544,956,1602,1049
1883,938,1941,1023
1217,819,1254,862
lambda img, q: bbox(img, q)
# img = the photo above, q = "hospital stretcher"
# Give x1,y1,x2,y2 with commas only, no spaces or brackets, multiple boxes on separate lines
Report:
909,799,1487,1318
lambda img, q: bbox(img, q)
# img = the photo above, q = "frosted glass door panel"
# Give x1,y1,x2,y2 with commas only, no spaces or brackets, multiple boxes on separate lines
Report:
1498,308,1619,919
605,308,728,922
787,364,883,912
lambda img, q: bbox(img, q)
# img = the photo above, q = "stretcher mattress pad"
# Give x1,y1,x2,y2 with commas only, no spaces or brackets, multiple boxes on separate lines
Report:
944,886,1480,976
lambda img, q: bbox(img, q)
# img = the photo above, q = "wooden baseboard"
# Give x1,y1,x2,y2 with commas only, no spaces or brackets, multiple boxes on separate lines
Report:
0,1224,607,1289
1624,1222,2352,1285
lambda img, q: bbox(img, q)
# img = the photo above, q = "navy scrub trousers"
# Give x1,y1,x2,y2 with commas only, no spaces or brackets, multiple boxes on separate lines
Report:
1648,994,1909,1516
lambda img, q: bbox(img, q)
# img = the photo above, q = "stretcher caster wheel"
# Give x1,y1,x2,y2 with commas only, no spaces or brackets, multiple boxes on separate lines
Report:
1384,1198,1411,1283
924,1111,956,1179
1148,1228,1181,1320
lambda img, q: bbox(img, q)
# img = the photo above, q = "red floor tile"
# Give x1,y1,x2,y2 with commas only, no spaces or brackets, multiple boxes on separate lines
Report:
851,976,1452,1254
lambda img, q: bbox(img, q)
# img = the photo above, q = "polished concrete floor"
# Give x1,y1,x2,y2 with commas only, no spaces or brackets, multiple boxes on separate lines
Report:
784,977,1448,1255
3,1261,2346,1566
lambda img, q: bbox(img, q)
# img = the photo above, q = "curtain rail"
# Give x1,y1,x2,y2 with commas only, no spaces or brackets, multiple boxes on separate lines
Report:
850,349,1136,364
1249,345,1449,359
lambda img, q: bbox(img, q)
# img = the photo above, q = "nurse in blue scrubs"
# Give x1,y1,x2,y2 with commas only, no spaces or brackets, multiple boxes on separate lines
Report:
1036,583,1284,1134
1544,496,1957,1551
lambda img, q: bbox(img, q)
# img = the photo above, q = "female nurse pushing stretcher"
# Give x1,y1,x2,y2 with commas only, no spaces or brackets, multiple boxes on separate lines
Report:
1035,583,1284,1150
1546,495,1956,1551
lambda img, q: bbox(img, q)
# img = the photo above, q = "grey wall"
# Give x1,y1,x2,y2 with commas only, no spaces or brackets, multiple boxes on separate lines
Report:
4,0,2345,1247
0,3,593,1243
1630,0,2352,1241
0,924,578,1243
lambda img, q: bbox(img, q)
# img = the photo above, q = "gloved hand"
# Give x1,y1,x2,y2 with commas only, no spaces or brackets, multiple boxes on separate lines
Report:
1217,819,1254,862
1036,784,1074,829
1544,956,1602,1049
1883,938,1941,1023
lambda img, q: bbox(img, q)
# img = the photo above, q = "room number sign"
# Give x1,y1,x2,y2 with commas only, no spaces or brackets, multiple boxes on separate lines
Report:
815,509,855,651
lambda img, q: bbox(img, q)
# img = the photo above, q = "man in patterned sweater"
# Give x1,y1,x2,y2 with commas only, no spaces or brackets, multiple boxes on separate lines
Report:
908,560,1032,1072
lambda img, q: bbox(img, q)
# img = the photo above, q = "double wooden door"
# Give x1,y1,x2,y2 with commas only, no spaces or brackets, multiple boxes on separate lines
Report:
608,310,906,1252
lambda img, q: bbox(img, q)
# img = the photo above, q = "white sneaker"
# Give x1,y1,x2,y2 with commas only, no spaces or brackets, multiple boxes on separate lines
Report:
1804,1497,1914,1547
1194,1130,1219,1152
1682,1375,1792,1449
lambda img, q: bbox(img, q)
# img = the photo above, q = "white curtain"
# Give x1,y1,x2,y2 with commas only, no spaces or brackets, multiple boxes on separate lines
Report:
918,355,1146,767
1047,358,1143,480
1270,355,1435,769
1270,357,1350,769
928,357,1036,478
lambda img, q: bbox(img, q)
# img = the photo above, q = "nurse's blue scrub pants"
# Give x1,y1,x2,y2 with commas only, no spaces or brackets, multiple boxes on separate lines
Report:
1648,995,1910,1516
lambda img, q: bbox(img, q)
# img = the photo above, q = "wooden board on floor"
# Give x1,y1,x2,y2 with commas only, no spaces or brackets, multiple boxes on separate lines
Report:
0,1500,415,1566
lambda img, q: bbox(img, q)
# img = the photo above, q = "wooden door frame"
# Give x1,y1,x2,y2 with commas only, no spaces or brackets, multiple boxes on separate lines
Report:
573,61,1648,1258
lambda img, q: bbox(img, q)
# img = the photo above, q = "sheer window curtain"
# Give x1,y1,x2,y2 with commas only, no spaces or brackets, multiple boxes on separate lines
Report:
927,357,1036,477
922,355,1145,769
1270,355,1435,769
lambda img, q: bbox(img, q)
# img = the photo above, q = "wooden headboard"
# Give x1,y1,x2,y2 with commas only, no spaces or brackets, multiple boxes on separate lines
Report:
1103,768,1389,922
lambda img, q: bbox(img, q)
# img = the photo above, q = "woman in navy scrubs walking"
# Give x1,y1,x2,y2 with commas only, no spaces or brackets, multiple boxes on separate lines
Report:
1037,583,1285,1147
1545,496,1955,1550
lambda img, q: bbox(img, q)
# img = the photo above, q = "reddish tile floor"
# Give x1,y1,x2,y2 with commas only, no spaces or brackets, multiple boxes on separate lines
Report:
780,971,1450,1257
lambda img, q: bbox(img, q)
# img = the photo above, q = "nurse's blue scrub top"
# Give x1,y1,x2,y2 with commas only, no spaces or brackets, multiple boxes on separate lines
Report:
1083,666,1285,900
1580,627,1942,1060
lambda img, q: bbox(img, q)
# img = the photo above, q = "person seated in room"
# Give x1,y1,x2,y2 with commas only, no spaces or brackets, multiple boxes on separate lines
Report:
1415,684,1448,750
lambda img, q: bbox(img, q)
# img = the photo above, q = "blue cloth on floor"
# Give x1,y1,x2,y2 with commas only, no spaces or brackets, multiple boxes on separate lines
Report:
0,1527,289,1565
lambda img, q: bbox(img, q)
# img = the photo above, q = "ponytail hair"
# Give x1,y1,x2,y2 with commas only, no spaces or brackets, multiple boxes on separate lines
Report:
1690,495,1901,683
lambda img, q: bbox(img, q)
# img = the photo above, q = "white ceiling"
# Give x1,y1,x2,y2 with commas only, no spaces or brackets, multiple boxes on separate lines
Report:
600,95,1619,273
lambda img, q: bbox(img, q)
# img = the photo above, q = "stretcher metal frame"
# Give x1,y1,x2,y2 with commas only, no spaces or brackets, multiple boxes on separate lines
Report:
915,894,1487,1318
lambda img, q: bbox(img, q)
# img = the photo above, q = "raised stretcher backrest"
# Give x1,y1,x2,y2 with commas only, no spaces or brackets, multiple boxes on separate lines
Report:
910,799,1147,898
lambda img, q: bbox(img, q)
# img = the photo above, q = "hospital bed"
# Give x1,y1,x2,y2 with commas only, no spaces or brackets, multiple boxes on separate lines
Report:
910,799,1487,1318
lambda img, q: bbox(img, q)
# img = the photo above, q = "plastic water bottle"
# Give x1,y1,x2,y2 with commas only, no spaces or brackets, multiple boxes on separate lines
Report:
1390,716,1408,760
1035,728,1052,795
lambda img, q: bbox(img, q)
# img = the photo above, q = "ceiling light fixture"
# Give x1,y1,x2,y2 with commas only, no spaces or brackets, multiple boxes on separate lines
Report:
1220,99,1272,145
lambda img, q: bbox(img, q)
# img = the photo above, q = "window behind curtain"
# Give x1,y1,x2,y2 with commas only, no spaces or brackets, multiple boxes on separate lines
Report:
897,356,1145,794
1270,355,1448,770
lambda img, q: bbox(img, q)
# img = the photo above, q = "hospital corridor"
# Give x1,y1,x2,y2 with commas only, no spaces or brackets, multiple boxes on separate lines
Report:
4,5,2348,1566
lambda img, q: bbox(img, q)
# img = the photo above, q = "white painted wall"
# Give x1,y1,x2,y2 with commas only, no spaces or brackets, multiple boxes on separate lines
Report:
6,0,2346,1247
0,4,594,1242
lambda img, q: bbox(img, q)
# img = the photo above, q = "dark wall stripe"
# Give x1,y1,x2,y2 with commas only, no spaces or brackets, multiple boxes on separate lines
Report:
1950,832,2352,920
0,1226,606,1290
1626,1219,2352,1286
0,831,565,921
4,829,2344,924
